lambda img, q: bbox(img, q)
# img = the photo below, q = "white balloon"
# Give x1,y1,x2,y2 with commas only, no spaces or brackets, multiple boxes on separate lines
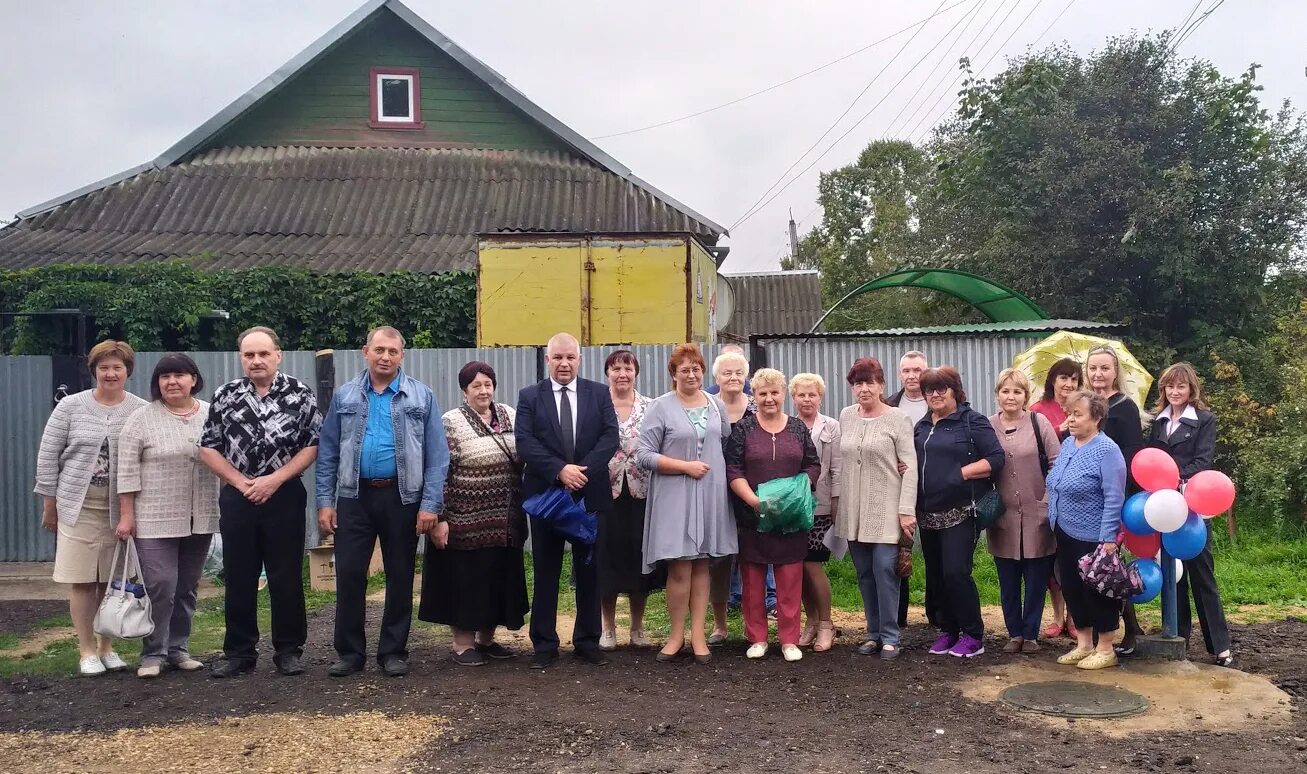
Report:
1175,558,1184,582
1143,489,1188,533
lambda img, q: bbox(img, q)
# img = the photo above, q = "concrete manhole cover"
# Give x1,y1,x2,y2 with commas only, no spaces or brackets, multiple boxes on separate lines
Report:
999,680,1150,718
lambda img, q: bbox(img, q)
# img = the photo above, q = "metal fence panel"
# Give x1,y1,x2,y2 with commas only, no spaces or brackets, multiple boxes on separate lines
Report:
0,356,55,561
764,335,1044,417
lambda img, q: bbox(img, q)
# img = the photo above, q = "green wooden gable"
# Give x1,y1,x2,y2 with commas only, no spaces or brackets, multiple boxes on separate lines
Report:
206,7,569,152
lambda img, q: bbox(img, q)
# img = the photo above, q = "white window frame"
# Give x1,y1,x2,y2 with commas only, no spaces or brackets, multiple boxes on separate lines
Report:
374,72,416,123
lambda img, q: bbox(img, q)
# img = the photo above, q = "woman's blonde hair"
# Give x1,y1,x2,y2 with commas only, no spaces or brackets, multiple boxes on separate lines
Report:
993,368,1032,402
788,372,826,396
1086,344,1125,393
750,367,786,394
711,351,749,380
1153,362,1208,413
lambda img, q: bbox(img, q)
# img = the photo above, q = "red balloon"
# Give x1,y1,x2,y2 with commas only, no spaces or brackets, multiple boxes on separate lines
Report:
1185,470,1236,516
1131,448,1181,492
1123,529,1161,560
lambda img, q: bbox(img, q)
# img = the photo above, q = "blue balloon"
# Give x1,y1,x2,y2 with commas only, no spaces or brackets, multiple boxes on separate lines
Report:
1131,559,1162,604
1121,491,1155,536
1162,513,1208,561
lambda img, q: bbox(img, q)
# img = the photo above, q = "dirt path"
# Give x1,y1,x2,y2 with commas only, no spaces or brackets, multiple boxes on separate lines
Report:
1,597,1304,773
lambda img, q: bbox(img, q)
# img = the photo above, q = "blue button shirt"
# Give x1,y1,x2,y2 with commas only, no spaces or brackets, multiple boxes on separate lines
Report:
359,374,399,479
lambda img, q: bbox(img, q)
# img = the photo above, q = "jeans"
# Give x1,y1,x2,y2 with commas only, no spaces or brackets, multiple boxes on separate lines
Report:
218,480,308,665
993,555,1055,640
920,519,984,639
136,534,213,667
730,560,775,609
849,542,901,646
333,486,419,666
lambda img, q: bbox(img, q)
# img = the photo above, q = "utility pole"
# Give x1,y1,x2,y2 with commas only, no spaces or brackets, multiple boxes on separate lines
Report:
788,209,800,264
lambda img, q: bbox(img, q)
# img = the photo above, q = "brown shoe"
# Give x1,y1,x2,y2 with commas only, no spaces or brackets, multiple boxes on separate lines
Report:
1002,637,1024,653
798,620,819,648
814,622,836,652
1021,640,1042,654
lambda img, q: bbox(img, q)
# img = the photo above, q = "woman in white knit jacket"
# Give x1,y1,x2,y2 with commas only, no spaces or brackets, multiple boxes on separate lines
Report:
117,353,220,678
835,357,918,660
35,340,148,676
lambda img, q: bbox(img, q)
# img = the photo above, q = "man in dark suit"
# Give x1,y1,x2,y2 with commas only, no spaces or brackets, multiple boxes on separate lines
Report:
515,332,619,669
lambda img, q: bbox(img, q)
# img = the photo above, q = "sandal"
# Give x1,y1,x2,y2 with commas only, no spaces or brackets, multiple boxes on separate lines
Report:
1113,643,1136,657
814,622,835,652
1042,621,1065,639
798,620,819,648
1215,653,1235,668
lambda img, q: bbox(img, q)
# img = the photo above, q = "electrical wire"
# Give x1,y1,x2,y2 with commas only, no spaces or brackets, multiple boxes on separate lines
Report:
731,0,986,232
1170,0,1226,53
587,0,978,141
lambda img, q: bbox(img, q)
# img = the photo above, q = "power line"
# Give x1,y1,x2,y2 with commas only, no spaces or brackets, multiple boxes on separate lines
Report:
1172,0,1205,38
587,0,978,141
909,0,1066,144
729,0,956,232
880,0,998,139
1170,0,1226,53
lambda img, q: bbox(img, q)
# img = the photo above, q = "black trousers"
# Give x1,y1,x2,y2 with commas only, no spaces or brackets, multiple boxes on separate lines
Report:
219,479,307,664
1178,525,1232,655
920,519,984,639
898,567,941,627
334,486,419,666
1054,526,1122,634
528,516,601,655
994,555,1055,640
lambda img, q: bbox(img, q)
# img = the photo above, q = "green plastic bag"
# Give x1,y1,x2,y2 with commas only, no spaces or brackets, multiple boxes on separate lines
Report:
755,473,815,534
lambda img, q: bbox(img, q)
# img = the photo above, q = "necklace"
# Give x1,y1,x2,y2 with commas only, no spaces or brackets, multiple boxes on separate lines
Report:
167,400,201,423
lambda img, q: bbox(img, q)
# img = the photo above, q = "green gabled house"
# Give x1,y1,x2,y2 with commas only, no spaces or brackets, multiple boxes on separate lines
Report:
0,0,724,273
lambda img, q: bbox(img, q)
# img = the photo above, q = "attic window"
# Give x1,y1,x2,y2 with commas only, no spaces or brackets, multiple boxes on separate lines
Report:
369,67,423,129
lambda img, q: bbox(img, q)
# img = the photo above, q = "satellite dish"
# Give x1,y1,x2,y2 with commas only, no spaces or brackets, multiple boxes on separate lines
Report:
714,274,736,332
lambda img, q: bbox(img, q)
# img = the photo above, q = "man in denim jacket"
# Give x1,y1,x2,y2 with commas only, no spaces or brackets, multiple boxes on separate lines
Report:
316,326,449,677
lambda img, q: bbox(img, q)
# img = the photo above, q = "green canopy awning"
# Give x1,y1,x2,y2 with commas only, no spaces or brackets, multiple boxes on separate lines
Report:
810,268,1050,333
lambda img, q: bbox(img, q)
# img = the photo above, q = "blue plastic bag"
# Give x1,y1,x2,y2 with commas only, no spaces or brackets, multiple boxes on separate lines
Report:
522,486,598,545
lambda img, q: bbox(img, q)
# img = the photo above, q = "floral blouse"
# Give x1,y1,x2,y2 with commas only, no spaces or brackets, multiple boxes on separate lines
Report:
609,392,652,500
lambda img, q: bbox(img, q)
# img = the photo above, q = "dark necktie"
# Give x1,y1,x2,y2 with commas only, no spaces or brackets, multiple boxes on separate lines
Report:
559,384,575,462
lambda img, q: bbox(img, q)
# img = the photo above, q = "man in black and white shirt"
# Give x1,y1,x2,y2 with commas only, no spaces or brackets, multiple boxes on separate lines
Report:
199,326,322,678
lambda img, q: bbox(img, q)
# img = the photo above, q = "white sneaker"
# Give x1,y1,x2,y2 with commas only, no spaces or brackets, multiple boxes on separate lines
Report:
137,664,161,679
746,642,768,659
100,651,129,671
782,645,804,662
171,657,204,672
79,655,106,676
629,629,653,648
599,630,618,651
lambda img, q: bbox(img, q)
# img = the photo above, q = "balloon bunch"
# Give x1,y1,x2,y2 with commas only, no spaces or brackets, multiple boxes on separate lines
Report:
1119,448,1236,604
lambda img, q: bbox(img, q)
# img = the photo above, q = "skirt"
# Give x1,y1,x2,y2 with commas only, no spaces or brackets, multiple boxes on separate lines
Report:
806,513,833,562
597,489,666,596
52,488,116,584
418,543,528,632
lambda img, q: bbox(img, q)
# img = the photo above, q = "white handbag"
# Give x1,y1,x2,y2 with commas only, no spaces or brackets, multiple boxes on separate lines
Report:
94,539,155,640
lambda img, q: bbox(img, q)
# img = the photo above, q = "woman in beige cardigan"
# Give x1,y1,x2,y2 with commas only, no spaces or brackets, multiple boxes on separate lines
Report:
35,340,148,676
835,357,917,660
790,373,841,652
987,368,1062,653
117,354,220,678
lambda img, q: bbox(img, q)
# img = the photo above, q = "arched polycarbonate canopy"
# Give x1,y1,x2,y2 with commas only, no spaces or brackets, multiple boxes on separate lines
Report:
808,268,1051,333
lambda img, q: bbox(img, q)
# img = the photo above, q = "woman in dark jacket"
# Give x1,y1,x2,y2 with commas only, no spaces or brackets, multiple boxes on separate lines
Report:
1086,343,1149,653
1148,362,1232,666
914,367,1005,659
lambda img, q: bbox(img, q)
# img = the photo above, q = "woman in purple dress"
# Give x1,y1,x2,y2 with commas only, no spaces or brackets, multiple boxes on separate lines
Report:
726,368,820,663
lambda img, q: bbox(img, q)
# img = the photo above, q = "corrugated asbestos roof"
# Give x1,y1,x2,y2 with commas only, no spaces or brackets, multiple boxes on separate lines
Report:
757,318,1123,339
721,270,823,337
0,146,721,273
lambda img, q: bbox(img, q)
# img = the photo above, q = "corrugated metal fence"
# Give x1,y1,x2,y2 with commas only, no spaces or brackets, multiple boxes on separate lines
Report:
762,334,1046,417
0,344,722,561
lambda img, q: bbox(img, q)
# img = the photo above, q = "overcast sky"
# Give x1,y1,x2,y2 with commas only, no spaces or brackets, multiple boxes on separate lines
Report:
1,0,1303,272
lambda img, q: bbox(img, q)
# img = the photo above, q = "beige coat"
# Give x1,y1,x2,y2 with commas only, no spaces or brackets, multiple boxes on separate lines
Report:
987,411,1061,560
807,413,841,517
835,406,917,545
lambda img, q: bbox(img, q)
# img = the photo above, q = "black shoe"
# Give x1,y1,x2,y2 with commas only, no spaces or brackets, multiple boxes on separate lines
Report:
529,651,559,670
574,647,609,666
452,649,488,667
328,659,364,678
209,659,254,679
379,656,409,677
274,654,306,676
475,642,516,660
655,647,683,663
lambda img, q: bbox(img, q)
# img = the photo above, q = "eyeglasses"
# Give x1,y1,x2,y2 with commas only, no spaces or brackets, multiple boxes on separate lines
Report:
923,387,951,396
676,367,703,376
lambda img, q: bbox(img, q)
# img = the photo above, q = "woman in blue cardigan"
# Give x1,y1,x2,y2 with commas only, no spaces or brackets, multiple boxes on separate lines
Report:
1046,390,1127,670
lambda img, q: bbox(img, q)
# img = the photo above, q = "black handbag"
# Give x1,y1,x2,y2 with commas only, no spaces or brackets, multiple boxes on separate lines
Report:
966,414,1003,529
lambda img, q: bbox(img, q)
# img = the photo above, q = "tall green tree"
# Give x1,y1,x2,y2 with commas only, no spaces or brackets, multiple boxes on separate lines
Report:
931,35,1307,362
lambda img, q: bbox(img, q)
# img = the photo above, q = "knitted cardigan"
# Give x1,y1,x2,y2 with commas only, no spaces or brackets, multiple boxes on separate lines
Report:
34,389,148,526
117,401,220,538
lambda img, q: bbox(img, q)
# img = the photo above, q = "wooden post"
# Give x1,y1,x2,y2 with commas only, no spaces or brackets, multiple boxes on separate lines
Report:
314,349,335,414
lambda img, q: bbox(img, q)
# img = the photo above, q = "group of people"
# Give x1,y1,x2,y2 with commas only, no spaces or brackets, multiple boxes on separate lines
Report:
36,327,1233,679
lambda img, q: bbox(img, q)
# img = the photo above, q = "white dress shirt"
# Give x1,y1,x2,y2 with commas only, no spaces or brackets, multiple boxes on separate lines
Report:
550,378,579,441
1158,403,1198,438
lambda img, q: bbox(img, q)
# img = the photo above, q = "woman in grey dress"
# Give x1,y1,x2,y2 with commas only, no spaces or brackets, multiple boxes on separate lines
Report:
637,343,737,664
